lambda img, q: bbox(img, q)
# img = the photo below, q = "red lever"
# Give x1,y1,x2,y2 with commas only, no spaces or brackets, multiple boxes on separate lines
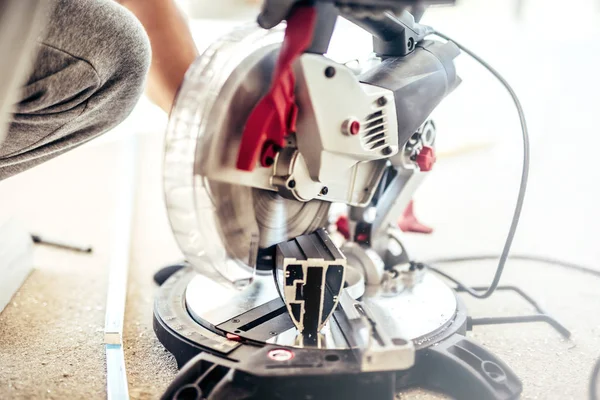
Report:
236,6,317,171
398,200,433,234
336,215,350,240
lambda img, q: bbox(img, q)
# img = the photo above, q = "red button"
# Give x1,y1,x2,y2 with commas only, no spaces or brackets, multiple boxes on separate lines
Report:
350,121,360,135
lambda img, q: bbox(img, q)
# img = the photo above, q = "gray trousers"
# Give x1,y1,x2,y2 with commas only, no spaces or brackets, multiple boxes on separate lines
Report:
0,0,151,180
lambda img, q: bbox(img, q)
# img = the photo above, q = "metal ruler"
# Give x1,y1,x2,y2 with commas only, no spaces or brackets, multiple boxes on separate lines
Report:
103,136,138,400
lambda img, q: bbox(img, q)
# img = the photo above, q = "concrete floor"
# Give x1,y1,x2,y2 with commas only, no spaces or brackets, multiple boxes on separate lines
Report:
1,0,600,399
1,128,599,400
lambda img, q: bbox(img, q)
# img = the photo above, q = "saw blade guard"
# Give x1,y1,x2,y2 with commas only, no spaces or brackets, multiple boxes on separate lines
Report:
164,24,286,289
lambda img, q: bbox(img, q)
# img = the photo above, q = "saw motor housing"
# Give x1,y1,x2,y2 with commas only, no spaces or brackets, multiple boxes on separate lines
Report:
199,40,460,207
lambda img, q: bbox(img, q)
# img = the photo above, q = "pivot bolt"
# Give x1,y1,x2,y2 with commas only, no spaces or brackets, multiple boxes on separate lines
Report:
342,118,361,136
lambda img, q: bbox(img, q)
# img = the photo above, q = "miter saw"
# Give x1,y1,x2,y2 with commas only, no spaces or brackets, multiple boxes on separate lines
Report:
154,1,525,399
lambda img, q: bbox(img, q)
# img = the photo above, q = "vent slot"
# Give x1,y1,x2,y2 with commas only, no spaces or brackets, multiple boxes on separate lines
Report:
362,108,389,150
366,132,386,145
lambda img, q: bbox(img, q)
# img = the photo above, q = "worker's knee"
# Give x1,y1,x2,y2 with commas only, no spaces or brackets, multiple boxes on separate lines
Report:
45,0,151,123
0,0,151,177
79,0,152,122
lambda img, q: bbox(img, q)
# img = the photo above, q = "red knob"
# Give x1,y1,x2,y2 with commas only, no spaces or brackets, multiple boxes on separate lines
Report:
415,146,436,172
336,215,350,239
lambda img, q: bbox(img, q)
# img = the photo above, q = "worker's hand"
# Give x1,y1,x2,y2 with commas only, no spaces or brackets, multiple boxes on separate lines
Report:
117,0,198,113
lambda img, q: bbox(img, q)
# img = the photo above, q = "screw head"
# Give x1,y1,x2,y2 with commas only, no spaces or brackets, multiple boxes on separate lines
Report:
288,179,296,189
377,96,388,106
320,187,329,196
382,146,393,156
324,66,336,78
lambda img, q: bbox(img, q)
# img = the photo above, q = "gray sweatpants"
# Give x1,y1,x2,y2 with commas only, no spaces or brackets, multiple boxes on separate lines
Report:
0,0,151,180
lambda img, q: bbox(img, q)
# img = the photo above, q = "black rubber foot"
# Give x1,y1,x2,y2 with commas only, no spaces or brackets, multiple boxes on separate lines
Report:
154,262,187,286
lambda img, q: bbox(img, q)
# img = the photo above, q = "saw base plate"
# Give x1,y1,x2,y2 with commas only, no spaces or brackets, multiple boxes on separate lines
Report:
153,267,523,400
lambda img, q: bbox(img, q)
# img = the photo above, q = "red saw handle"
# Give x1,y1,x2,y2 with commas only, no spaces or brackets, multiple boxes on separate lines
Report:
236,6,317,171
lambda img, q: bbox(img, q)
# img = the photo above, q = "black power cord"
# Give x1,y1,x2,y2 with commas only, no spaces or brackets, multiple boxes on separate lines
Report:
426,30,531,299
423,254,600,399
426,254,600,279
420,30,599,398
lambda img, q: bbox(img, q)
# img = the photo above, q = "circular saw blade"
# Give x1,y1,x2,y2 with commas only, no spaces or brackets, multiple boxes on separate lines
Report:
164,23,330,288
253,189,330,249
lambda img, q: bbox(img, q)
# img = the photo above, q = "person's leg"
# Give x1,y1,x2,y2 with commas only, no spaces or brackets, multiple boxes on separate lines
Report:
0,0,151,180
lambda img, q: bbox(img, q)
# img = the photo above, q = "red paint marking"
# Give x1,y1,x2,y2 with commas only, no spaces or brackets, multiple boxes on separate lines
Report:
226,333,241,341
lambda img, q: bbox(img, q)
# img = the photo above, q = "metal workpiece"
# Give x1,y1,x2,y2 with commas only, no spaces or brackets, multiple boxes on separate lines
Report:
276,229,346,342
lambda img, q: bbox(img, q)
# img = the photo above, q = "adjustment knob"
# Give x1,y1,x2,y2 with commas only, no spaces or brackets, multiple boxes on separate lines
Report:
415,146,436,172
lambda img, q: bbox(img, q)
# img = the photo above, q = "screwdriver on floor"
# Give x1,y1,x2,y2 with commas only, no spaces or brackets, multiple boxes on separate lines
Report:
30,233,93,253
